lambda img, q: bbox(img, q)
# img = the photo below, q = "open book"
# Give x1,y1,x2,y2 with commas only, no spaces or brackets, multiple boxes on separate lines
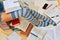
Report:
15,17,30,32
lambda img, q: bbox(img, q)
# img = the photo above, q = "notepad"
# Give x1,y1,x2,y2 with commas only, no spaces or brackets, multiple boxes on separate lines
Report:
3,0,21,13
8,31,22,40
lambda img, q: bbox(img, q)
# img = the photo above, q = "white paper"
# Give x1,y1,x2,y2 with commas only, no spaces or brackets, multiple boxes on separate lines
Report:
31,27,47,39
54,23,60,40
8,31,22,40
3,0,21,13
45,7,60,24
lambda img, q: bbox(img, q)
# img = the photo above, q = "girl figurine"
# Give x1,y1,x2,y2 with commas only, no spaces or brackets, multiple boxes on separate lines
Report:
0,2,57,27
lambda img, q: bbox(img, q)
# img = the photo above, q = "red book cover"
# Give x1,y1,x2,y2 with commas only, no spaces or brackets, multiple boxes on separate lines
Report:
12,18,20,25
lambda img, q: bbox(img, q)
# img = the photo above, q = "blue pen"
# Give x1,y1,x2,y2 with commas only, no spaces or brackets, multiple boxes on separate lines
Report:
31,33,38,38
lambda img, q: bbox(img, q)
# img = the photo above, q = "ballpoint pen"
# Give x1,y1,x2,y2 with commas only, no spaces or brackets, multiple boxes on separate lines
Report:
31,33,38,38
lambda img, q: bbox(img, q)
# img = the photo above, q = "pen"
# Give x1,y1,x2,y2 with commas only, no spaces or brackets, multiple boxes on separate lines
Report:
31,33,38,37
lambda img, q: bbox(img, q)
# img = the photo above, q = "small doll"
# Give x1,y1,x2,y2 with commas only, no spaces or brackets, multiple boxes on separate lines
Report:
0,2,57,27
10,6,57,27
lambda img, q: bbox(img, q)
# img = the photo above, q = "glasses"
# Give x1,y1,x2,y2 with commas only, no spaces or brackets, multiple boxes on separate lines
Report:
51,15,59,18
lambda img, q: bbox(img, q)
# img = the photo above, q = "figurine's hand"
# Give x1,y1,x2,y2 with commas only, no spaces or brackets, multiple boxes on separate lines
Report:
1,12,13,22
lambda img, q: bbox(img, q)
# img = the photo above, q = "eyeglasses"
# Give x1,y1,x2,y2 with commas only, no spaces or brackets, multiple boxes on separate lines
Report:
51,15,59,18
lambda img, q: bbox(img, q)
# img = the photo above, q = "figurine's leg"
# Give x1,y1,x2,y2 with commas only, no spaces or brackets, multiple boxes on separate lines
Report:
11,6,56,26
22,7,49,27
30,9,56,26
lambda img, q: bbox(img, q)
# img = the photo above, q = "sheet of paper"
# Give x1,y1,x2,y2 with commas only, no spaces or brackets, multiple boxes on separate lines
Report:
54,23,60,40
31,27,47,39
41,23,60,40
45,7,60,23
8,31,22,40
3,0,21,13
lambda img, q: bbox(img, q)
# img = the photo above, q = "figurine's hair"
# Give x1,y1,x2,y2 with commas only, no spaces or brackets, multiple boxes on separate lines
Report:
0,2,4,13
